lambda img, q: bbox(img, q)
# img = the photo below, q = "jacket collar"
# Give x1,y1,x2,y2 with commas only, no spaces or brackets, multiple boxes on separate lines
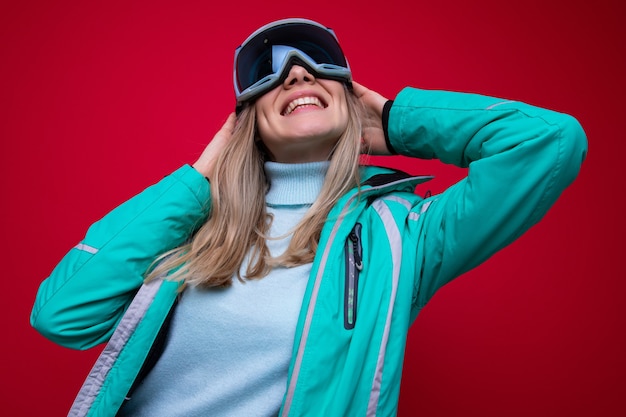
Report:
359,165,433,197
324,165,433,231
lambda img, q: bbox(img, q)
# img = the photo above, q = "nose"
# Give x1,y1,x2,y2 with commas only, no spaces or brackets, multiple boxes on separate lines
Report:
283,65,315,88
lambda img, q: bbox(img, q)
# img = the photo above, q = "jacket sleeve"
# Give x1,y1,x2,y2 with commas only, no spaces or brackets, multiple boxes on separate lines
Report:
388,88,588,309
30,165,211,350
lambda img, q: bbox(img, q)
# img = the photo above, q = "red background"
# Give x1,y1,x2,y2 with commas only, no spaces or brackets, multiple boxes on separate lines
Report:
2,0,624,415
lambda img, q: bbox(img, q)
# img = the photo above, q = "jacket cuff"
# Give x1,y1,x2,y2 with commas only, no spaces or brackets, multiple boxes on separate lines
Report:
171,165,212,213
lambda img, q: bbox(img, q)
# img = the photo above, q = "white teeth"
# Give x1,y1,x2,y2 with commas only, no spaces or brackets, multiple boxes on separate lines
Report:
284,96,323,115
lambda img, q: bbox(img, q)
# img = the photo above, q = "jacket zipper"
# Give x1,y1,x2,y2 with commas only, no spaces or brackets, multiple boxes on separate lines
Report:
344,223,363,330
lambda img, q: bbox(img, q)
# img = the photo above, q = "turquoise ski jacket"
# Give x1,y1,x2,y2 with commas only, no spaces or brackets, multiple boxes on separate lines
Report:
31,87,587,416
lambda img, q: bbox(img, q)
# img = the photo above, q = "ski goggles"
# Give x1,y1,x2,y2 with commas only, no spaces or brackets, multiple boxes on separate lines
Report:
233,18,352,106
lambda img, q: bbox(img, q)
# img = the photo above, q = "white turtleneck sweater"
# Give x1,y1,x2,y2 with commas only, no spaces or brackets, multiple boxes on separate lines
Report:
119,161,330,417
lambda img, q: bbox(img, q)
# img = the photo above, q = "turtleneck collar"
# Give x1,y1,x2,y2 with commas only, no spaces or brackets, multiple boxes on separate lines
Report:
264,161,330,207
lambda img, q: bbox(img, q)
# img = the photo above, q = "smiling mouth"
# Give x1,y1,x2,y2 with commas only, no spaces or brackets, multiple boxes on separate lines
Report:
282,96,326,116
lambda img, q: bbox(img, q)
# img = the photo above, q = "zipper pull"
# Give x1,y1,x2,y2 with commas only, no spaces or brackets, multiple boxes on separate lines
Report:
349,224,363,271
348,230,363,271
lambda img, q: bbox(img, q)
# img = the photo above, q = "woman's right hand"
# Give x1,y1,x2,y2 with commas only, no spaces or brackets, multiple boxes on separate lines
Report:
192,112,237,181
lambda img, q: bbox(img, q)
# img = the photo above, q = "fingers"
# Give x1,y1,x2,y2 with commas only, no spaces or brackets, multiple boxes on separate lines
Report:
351,80,368,98
192,113,237,179
352,81,392,156
352,81,388,115
221,112,237,132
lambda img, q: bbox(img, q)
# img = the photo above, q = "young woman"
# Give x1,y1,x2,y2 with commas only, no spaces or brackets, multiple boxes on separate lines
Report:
31,18,587,417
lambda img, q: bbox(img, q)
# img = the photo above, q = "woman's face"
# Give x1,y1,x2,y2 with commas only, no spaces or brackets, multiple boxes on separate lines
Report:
255,65,349,163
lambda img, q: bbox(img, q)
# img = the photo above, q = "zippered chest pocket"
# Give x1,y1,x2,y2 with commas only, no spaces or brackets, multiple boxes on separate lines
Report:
344,223,362,330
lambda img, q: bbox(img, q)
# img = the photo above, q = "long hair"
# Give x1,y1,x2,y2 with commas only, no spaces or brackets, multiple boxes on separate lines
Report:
147,87,364,288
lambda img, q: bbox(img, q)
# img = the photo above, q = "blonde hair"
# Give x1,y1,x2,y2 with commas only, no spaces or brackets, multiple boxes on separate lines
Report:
148,87,364,288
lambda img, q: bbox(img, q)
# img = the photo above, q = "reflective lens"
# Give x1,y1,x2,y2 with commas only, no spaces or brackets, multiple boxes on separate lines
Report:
234,19,351,104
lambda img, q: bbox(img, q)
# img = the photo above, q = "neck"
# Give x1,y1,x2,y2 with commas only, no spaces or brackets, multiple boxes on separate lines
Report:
264,161,330,206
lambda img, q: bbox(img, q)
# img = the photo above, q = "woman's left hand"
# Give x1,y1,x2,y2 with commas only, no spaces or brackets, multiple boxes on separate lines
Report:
352,81,392,155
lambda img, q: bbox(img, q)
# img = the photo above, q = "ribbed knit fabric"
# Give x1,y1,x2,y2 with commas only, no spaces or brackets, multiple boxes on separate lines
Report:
118,161,329,417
